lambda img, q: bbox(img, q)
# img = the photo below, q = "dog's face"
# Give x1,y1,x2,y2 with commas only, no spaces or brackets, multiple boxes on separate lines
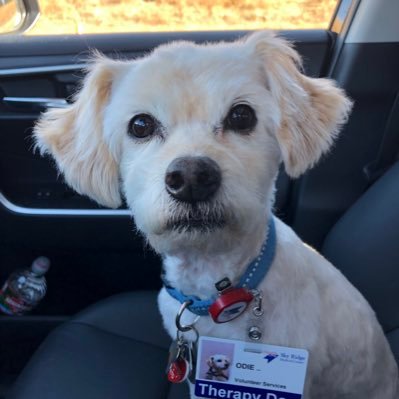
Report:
208,354,230,371
111,38,283,253
34,32,352,254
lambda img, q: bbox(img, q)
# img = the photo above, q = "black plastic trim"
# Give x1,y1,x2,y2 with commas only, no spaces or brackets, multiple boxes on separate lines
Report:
0,29,330,56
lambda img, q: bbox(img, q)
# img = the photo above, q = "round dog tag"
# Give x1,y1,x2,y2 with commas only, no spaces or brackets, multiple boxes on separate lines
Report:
167,358,189,383
209,288,254,323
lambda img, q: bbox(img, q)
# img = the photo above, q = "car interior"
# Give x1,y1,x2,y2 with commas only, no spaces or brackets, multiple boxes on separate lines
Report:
0,0,398,397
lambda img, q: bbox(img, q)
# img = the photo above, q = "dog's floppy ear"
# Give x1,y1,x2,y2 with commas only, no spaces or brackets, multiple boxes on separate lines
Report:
34,54,126,208
246,31,353,177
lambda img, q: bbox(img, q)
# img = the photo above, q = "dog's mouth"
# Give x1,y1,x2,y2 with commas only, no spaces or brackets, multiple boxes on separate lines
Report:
166,205,226,232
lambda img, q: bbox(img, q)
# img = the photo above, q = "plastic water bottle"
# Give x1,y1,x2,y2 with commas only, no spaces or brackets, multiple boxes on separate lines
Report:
0,257,50,315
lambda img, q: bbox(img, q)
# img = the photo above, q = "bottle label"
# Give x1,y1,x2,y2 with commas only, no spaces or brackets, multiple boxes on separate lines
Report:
0,282,34,315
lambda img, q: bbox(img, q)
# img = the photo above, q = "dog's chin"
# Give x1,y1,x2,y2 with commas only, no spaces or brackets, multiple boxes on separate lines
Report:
163,200,228,233
166,215,226,233
145,206,238,254
141,200,266,255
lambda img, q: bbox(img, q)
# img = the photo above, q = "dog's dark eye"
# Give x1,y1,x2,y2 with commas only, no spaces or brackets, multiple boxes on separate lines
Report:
128,114,156,139
224,104,257,133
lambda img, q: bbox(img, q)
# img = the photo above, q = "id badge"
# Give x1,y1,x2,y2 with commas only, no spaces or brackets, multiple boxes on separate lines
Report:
195,336,309,399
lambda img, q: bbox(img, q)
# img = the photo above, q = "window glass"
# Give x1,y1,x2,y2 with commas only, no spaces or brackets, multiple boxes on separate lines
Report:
0,0,23,34
26,0,339,35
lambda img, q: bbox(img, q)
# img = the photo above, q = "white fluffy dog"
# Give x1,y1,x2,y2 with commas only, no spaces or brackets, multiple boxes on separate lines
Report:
33,31,398,398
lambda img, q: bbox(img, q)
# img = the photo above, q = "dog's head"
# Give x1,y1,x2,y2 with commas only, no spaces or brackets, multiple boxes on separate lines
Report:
34,32,352,254
207,354,230,371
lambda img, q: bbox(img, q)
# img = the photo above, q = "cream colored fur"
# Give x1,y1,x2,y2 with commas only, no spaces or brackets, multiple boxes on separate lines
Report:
34,31,398,398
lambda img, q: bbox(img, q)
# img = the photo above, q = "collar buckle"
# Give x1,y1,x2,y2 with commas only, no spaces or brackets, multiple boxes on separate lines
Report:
215,277,233,293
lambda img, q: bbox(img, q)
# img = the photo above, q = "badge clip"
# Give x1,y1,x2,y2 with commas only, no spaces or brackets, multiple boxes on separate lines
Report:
208,278,254,323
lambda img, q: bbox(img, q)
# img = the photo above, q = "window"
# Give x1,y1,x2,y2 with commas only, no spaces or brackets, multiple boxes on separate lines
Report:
26,0,339,35
0,0,23,33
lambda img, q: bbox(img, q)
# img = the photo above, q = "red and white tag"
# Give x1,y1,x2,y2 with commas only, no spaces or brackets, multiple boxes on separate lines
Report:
208,288,254,323
167,358,190,383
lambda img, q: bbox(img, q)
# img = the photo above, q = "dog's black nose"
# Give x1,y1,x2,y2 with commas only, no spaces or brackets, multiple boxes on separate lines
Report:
165,156,221,203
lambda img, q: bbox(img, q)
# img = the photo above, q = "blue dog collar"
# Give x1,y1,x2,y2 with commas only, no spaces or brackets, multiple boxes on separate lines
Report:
163,217,277,316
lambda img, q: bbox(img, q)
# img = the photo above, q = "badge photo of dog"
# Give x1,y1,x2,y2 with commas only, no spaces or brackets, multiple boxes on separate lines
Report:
33,31,399,398
204,354,231,382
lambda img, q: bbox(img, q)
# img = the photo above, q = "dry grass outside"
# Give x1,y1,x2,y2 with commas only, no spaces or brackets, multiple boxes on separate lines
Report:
26,0,338,35
0,0,22,33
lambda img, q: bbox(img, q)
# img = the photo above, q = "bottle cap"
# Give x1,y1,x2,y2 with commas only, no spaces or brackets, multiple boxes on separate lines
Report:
31,256,50,276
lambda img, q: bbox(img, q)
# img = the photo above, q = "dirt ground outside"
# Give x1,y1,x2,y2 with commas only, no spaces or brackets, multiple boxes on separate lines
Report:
27,0,338,35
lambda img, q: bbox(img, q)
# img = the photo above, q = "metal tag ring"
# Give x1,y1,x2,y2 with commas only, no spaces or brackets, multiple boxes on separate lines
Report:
175,300,199,332
177,326,199,343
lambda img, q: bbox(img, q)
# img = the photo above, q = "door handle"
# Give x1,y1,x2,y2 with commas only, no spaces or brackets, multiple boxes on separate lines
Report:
2,97,69,111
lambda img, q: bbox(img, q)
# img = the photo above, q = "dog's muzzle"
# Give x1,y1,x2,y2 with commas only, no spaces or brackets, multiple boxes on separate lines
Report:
165,156,221,203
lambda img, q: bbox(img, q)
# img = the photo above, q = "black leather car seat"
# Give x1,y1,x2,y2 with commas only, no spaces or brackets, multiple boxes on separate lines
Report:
322,161,399,363
8,162,399,398
7,291,189,399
